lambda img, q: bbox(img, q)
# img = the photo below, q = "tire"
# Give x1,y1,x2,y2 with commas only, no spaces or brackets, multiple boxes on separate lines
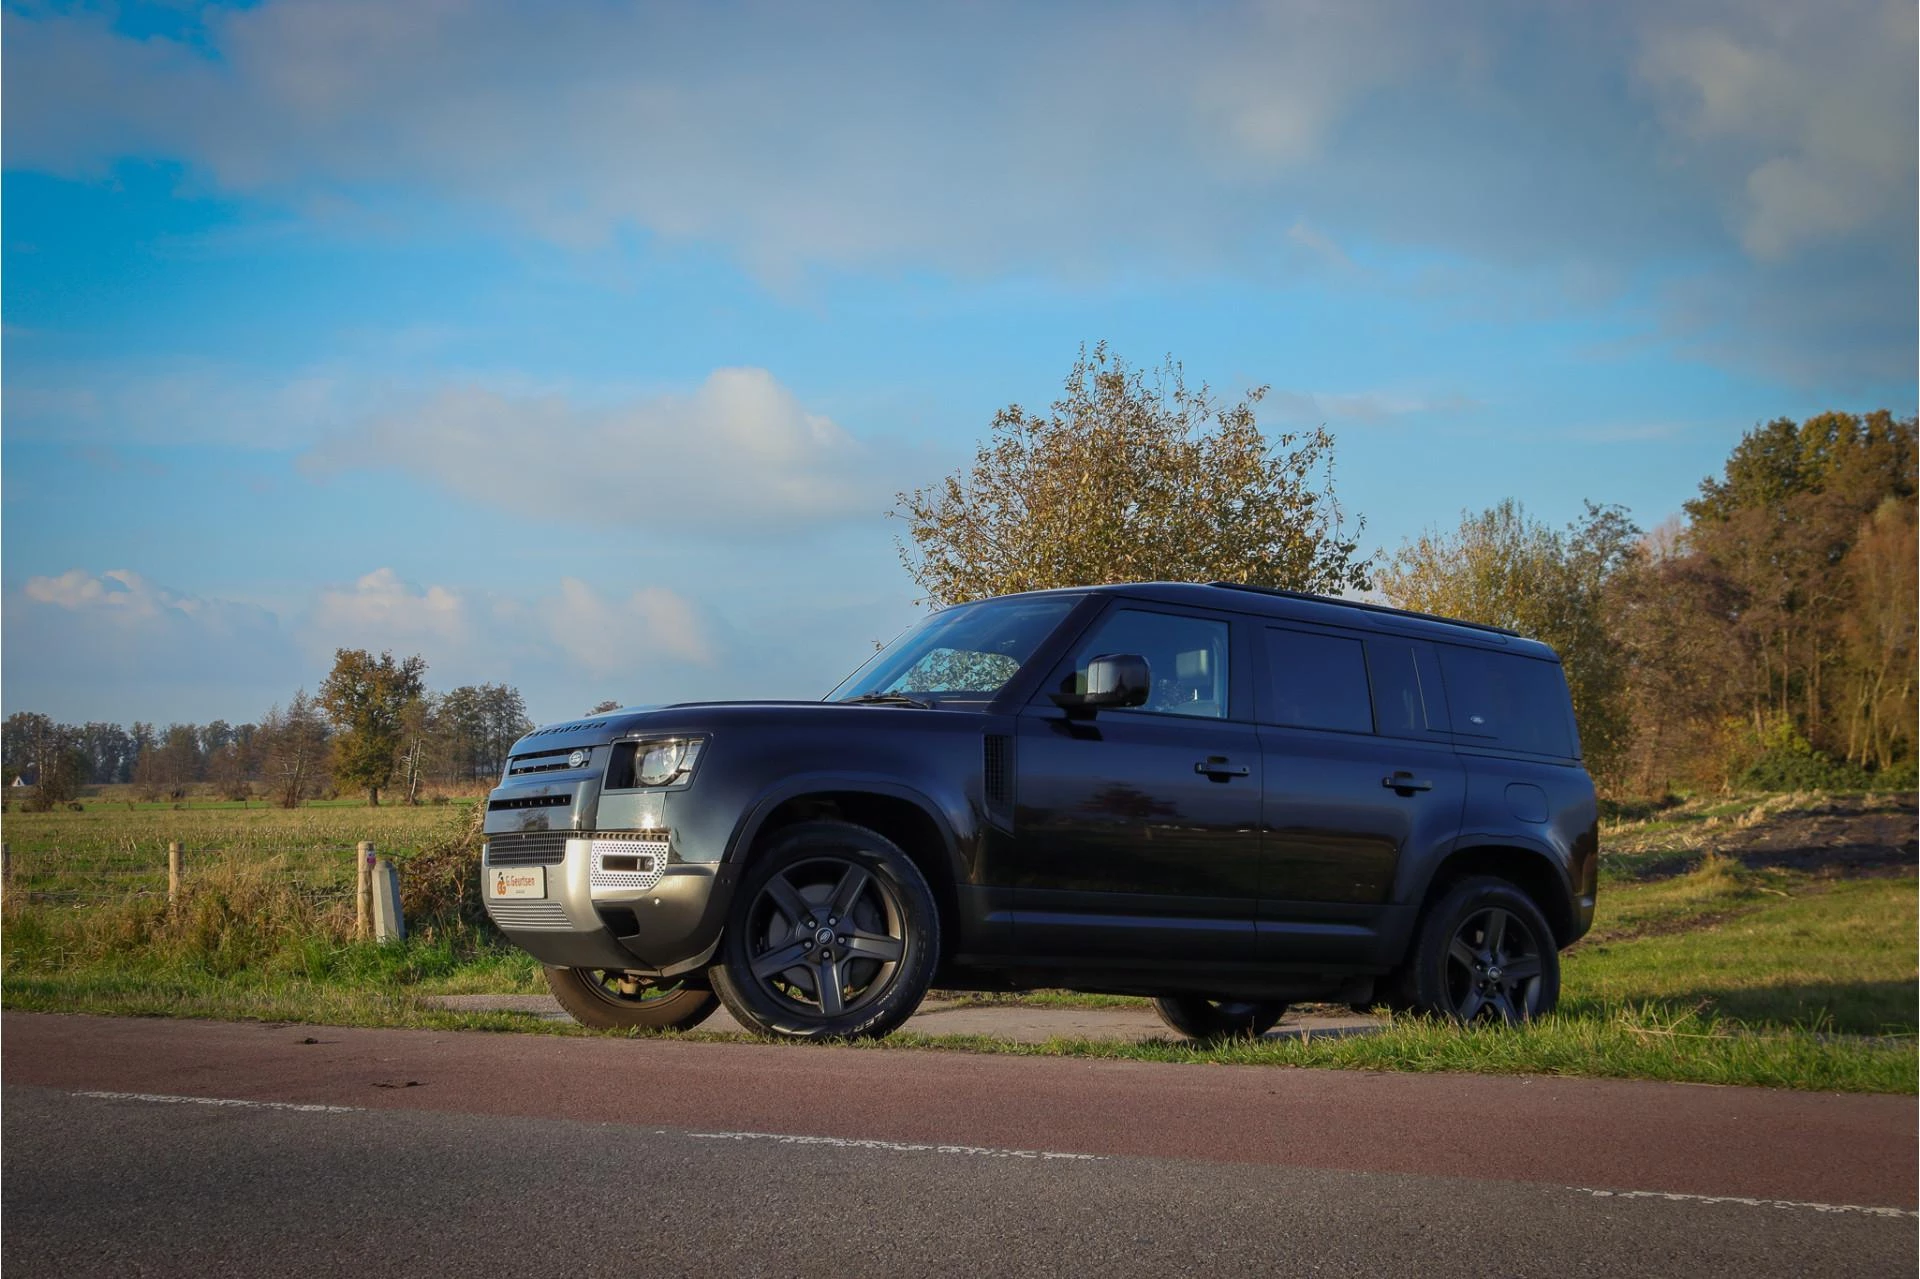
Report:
710,821,940,1040
542,966,719,1032
1151,995,1288,1040
1404,876,1560,1024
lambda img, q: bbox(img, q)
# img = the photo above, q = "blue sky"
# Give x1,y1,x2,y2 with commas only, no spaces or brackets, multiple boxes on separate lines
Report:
4,0,1915,727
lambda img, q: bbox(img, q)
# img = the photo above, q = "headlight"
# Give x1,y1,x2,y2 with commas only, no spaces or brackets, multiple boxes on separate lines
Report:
634,738,703,786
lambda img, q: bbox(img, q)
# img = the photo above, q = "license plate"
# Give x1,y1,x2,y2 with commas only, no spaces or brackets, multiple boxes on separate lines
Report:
488,866,546,900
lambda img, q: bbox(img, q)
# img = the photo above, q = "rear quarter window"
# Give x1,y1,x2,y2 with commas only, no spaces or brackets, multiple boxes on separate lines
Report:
1264,627,1374,733
1436,646,1578,758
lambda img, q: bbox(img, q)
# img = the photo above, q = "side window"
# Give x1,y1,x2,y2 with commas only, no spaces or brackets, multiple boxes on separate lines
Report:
1265,628,1373,733
1365,638,1435,739
1436,646,1576,758
1068,609,1229,719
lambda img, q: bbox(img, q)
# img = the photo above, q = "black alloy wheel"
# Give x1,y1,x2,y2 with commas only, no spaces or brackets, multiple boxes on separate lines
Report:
712,821,939,1040
1406,876,1560,1024
542,965,719,1031
1151,995,1288,1040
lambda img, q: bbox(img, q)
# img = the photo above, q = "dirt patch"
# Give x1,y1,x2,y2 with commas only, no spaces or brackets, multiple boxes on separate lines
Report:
1611,794,1917,882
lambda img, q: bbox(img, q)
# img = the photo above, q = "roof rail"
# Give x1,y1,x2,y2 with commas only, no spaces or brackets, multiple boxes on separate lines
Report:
1205,582,1523,638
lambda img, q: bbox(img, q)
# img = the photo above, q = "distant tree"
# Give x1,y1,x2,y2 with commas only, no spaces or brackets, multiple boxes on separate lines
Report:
895,343,1372,607
2,711,57,785
319,649,427,806
587,700,622,715
429,683,532,786
1378,500,1639,789
78,722,135,784
395,694,436,805
260,691,330,809
135,724,203,800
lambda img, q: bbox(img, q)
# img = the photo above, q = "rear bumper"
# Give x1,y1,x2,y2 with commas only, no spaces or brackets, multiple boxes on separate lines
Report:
482,836,734,976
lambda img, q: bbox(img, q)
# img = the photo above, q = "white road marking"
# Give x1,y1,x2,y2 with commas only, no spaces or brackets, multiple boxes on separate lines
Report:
688,1130,1104,1161
75,1090,362,1115
1571,1187,1917,1219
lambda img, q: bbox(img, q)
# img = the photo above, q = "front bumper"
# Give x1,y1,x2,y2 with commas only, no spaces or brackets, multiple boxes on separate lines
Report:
482,835,734,975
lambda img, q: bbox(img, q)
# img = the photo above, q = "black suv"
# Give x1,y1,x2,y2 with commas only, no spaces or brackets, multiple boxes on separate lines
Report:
481,583,1598,1040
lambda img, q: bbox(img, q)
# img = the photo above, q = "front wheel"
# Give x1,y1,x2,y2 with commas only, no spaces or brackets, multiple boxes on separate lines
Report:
1404,876,1559,1024
711,821,939,1040
542,966,719,1032
1151,995,1288,1040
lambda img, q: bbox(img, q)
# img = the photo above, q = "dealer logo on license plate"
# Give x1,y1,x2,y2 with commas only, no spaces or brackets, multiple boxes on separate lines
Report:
489,866,546,899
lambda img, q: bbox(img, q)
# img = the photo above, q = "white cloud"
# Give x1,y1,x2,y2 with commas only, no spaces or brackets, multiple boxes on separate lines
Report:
1265,389,1478,425
1,1,1911,379
547,579,712,675
309,568,471,653
23,568,275,635
6,565,719,723
304,366,890,530
1635,1,1916,260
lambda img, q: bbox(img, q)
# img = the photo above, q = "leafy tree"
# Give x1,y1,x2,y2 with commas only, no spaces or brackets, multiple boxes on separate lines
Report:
587,699,622,715
1378,500,1639,788
261,691,330,809
1683,411,1917,760
1837,497,1917,770
895,343,1372,607
318,649,427,806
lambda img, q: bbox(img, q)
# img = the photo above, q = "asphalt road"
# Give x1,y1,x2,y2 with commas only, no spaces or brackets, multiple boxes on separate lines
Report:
4,1013,1915,1278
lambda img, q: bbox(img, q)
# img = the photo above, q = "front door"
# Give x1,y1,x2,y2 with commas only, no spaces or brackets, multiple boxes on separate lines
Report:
1012,604,1262,967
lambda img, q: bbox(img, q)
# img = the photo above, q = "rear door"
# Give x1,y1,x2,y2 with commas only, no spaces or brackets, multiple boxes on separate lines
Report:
1012,602,1262,966
1254,627,1466,966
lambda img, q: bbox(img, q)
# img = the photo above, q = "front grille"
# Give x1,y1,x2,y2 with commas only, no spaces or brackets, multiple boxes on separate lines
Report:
508,747,591,776
489,794,571,812
484,831,570,865
590,836,670,891
485,900,573,930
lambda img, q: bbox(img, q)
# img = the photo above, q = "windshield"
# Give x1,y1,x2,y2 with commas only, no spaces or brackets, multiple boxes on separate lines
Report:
828,595,1081,702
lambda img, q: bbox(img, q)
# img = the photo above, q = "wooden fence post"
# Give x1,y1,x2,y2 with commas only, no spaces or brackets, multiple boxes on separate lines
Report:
167,841,183,905
355,841,374,939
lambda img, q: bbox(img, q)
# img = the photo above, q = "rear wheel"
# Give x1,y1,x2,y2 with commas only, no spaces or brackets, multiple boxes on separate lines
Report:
1404,876,1559,1024
542,966,719,1032
1151,995,1288,1040
711,821,939,1040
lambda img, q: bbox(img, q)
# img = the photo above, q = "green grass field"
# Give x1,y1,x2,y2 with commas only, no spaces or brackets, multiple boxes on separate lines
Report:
3,792,1914,1092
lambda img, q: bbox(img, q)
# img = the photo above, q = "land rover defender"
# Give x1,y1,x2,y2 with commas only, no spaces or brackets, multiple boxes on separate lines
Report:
481,583,1598,1040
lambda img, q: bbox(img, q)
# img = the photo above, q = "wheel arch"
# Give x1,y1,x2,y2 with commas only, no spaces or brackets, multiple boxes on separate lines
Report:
727,777,966,960
1415,842,1577,949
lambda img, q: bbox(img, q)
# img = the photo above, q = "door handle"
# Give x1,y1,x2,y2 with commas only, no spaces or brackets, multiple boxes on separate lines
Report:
1382,772,1434,794
1195,758,1251,779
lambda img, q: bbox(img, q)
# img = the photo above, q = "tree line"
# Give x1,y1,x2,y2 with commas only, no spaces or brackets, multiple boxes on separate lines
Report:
3,650,536,809
896,347,1916,799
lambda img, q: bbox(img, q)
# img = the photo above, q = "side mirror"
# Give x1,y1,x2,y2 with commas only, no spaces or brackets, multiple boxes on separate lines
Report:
1050,653,1151,718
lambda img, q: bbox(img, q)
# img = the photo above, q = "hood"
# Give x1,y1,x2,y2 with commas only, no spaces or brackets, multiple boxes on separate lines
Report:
505,699,956,756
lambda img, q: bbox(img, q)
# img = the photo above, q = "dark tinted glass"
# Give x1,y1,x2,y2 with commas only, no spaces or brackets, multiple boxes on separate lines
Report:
1071,608,1228,719
1436,647,1576,757
1265,628,1373,733
1364,638,1431,737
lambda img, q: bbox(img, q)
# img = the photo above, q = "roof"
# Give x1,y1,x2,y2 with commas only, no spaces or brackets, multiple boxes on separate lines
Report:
990,581,1562,662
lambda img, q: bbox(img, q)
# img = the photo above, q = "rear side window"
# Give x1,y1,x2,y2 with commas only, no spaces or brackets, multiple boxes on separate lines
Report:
1265,628,1373,733
1436,647,1576,758
1364,638,1441,739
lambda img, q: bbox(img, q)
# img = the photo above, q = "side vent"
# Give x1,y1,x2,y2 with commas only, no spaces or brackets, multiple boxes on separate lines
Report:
983,733,1013,825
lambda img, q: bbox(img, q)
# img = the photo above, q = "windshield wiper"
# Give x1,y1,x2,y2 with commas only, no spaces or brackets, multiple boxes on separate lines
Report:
839,692,933,709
